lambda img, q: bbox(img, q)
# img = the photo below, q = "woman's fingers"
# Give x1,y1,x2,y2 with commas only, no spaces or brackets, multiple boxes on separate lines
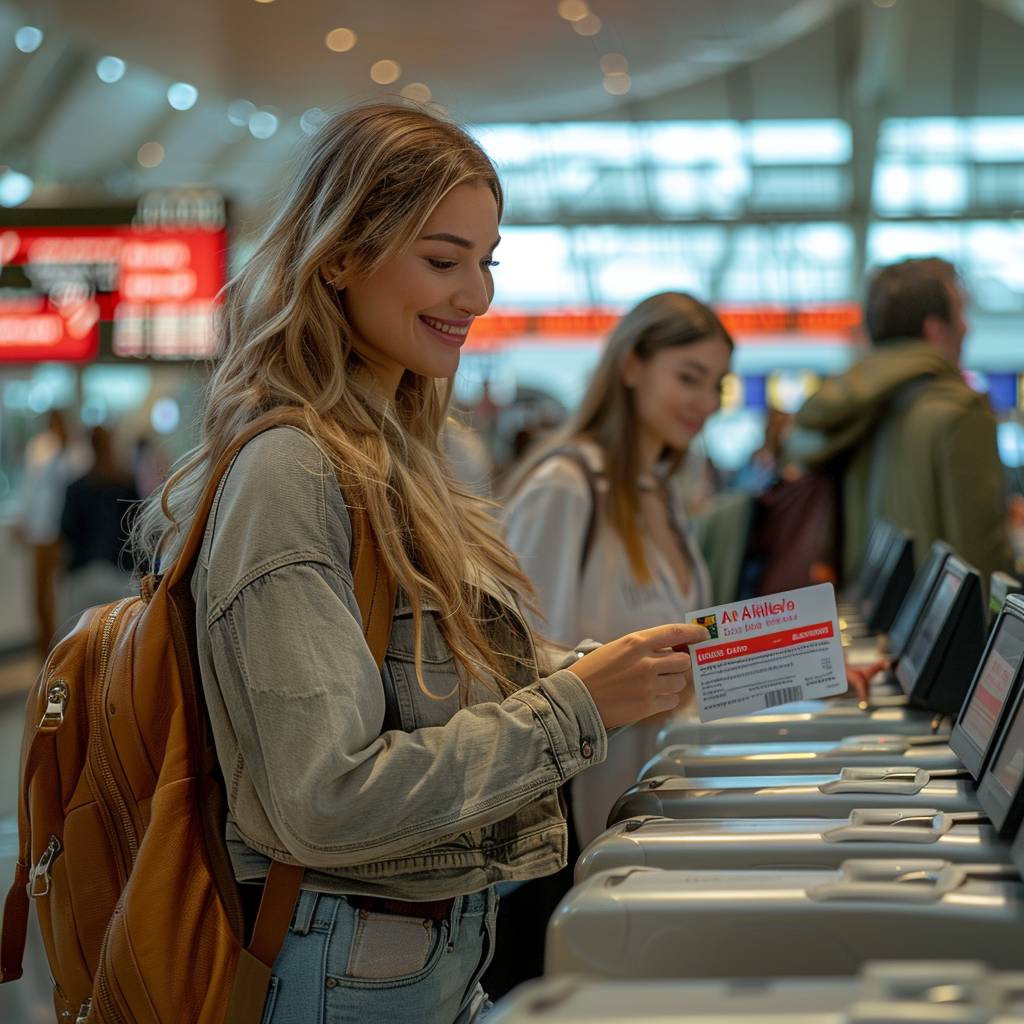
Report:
653,671,691,694
648,650,693,675
638,623,709,652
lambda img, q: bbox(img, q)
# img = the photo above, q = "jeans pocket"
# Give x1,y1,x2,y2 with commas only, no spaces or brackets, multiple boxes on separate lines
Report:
341,911,446,985
259,976,280,1024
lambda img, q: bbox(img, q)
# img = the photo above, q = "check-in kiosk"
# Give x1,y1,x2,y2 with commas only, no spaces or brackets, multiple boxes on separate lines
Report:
492,963,1024,1023
975,654,1024,844
615,596,1024,823
656,546,969,748
642,732,961,781
895,556,988,714
575,807,1004,880
884,541,953,663
841,520,896,614
546,860,1024,980
858,528,913,634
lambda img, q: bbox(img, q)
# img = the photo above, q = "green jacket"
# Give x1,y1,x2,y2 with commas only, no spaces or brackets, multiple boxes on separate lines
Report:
795,341,1013,590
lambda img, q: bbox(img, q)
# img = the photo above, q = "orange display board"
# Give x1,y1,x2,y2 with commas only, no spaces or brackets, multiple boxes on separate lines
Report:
466,303,862,350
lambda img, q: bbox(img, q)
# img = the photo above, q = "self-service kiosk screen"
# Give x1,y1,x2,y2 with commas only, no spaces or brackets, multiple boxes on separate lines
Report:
861,534,905,612
852,524,892,595
888,545,950,660
959,613,1024,752
990,700,1024,801
896,569,962,691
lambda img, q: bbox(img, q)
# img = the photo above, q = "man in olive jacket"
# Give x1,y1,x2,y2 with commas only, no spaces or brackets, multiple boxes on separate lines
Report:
796,257,1013,591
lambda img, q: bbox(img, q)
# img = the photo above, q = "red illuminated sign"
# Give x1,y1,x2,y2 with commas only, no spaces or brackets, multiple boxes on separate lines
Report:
466,303,862,350
0,225,227,362
0,294,100,362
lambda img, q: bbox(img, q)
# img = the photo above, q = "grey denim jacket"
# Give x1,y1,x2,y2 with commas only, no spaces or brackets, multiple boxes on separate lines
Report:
191,426,608,900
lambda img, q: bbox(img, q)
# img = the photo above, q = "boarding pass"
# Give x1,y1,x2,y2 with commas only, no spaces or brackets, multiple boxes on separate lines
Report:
687,583,848,722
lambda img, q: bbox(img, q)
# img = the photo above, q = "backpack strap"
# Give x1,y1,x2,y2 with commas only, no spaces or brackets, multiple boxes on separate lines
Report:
540,445,602,576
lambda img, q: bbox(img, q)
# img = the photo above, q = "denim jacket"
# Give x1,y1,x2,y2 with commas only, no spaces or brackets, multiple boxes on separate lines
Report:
191,426,608,900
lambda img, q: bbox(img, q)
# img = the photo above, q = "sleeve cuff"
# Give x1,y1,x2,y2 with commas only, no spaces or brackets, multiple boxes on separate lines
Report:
509,668,608,781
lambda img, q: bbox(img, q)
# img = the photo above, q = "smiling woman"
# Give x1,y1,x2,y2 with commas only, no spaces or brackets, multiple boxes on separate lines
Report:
338,183,501,391
125,102,707,1024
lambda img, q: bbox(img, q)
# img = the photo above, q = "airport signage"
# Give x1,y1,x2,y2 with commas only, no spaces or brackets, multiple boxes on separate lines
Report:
468,303,863,350
0,223,227,362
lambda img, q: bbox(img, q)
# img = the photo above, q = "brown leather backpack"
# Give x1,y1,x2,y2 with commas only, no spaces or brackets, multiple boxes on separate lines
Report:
0,410,396,1023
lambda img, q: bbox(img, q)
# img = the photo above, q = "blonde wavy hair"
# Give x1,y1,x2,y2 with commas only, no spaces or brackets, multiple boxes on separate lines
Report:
133,102,537,699
506,292,733,584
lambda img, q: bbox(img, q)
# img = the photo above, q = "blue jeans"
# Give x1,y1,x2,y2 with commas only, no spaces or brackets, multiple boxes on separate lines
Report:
261,888,498,1024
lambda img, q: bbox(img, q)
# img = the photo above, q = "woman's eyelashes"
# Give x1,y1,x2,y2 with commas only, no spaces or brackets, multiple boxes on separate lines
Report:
425,256,500,271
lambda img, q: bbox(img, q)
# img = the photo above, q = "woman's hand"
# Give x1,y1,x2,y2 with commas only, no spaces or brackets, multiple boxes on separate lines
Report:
570,623,709,730
845,657,888,704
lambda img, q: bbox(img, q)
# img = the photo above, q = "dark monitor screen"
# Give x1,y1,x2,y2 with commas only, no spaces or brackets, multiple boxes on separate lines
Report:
956,611,1024,757
895,568,962,693
888,543,951,663
860,532,906,612
850,522,896,598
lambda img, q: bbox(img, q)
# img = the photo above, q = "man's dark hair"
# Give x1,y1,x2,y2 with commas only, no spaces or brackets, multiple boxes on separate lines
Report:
864,257,960,345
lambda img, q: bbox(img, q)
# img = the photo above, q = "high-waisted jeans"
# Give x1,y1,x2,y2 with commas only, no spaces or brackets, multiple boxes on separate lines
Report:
261,888,498,1024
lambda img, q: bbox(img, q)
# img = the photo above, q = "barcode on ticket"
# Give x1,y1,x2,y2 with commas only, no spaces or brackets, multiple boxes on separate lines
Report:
762,685,805,708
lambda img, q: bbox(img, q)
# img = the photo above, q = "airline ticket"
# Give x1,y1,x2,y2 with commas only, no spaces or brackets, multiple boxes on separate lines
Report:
687,583,848,722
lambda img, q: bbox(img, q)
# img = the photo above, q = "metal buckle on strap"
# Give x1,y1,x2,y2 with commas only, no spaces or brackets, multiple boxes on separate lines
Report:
75,997,92,1023
27,835,60,898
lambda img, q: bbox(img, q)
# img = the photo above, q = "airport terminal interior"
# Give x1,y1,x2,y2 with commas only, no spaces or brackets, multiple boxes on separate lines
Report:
2,0,1024,1021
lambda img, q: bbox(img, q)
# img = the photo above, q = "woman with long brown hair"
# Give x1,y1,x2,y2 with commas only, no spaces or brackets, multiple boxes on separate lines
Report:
505,292,734,851
132,105,707,1023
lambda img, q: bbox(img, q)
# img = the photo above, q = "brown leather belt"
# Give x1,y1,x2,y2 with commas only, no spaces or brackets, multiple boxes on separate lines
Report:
347,894,456,922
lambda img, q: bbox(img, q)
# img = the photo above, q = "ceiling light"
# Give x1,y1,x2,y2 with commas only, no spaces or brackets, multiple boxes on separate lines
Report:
249,110,279,139
573,13,602,35
137,142,165,169
0,169,33,207
603,73,631,95
167,82,198,111
14,26,43,53
400,82,432,102
96,56,126,83
370,59,401,85
300,107,328,135
600,52,628,75
254,0,275,4
227,99,256,126
557,0,589,22
326,27,357,52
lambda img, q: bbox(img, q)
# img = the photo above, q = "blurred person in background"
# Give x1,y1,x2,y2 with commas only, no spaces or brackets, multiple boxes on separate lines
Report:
493,293,731,992
730,407,796,493
10,409,87,659
132,433,171,498
59,425,139,630
796,257,1014,590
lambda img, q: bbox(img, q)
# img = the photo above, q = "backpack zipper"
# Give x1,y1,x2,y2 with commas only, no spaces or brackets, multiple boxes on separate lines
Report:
26,834,61,898
89,599,139,871
39,680,70,727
